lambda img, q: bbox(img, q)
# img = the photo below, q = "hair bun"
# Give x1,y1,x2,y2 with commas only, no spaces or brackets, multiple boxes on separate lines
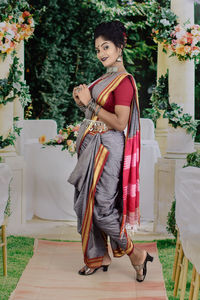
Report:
94,20,127,49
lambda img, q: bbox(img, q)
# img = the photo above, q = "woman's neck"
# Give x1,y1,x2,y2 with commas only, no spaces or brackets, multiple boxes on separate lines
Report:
106,63,126,74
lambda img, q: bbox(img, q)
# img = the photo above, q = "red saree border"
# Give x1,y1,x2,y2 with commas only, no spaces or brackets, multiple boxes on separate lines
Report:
81,144,109,268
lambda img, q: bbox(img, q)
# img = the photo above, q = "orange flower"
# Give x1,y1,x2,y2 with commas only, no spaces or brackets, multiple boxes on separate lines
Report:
22,11,31,18
39,135,46,144
67,140,72,146
175,45,185,56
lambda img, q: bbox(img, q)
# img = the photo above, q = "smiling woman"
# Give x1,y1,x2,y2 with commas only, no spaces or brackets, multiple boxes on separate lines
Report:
68,20,154,281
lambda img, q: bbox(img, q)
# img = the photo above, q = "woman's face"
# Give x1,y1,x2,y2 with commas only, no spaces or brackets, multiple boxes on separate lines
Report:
95,36,121,68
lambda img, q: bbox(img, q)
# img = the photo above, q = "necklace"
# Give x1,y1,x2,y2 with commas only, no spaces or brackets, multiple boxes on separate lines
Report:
106,66,118,73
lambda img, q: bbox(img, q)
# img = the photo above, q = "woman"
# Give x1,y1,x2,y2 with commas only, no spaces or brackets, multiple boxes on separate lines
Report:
68,20,153,282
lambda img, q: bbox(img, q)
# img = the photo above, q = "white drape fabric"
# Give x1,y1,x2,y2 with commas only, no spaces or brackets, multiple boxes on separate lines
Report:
175,166,200,274
24,143,77,220
0,163,12,225
139,119,161,221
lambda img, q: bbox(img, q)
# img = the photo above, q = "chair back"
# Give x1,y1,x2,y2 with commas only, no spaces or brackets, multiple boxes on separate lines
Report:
16,119,57,155
140,118,155,140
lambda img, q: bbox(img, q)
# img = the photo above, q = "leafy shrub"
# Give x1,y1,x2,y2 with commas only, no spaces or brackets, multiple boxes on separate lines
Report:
166,199,177,238
184,150,200,168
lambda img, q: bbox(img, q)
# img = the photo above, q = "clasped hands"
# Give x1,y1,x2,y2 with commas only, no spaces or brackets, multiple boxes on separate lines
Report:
73,84,91,106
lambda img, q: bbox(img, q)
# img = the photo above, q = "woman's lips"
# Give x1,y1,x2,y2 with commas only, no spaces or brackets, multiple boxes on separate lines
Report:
101,57,108,62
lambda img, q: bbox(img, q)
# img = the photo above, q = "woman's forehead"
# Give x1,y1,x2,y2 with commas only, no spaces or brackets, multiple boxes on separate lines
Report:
95,37,110,48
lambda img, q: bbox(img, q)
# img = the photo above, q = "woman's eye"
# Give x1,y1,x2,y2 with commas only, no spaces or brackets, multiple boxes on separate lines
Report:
104,45,109,50
96,49,100,54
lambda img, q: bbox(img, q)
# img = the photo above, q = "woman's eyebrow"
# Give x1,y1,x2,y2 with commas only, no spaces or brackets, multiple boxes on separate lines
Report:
95,41,109,50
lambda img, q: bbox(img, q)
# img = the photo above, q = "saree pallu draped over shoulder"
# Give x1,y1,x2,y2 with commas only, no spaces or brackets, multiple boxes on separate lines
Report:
68,72,140,268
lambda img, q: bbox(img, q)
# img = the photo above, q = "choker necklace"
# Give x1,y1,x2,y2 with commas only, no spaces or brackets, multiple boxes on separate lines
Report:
106,66,118,73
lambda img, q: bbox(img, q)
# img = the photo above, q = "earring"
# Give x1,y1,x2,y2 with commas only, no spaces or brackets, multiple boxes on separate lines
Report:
116,55,122,62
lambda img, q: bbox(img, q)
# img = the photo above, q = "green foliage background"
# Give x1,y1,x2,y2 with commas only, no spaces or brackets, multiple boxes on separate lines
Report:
25,0,157,129
25,0,200,131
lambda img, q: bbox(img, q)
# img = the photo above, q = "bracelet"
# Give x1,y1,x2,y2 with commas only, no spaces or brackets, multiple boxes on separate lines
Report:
95,105,101,116
87,98,97,113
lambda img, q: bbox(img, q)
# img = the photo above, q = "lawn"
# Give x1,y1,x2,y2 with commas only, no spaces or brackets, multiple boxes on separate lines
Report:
0,236,196,300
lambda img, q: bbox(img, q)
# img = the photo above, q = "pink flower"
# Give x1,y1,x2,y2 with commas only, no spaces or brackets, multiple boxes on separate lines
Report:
172,39,177,45
72,125,80,132
55,134,64,144
186,32,193,44
191,24,200,30
174,24,182,32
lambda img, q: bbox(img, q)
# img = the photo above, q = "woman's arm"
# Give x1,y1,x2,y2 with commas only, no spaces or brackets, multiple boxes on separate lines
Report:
96,105,130,131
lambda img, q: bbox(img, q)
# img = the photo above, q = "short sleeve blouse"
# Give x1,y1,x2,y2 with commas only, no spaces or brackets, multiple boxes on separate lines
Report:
103,76,134,113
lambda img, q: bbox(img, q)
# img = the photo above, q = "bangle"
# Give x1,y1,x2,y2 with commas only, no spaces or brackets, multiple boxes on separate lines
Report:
95,105,101,116
87,98,97,112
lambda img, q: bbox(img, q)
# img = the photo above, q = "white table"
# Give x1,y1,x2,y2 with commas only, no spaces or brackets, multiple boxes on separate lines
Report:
24,142,77,221
140,140,161,221
0,163,12,225
176,166,200,274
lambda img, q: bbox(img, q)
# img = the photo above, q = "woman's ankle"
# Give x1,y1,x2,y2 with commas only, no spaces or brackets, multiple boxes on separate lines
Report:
129,247,146,266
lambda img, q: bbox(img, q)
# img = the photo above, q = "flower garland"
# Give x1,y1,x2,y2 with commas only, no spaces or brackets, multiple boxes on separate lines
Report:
40,124,80,156
143,72,199,137
0,54,32,107
0,117,22,149
0,1,39,150
168,24,200,61
0,0,35,58
147,0,200,61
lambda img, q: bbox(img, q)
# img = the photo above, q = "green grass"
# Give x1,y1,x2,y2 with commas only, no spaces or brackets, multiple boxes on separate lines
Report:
0,236,198,300
0,236,34,300
157,239,195,300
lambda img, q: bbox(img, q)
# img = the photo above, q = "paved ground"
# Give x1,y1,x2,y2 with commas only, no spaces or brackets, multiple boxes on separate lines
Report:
10,240,168,300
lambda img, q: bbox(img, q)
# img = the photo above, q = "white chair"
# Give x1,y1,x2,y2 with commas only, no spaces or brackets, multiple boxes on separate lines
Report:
139,118,161,222
16,119,57,155
140,118,155,140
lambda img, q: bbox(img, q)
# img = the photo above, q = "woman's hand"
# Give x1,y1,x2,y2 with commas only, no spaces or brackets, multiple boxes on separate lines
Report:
75,84,91,106
73,86,82,105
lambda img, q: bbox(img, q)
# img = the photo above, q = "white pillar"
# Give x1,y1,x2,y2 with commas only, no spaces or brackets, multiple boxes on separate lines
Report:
169,0,194,117
157,43,168,82
0,54,15,153
155,44,169,156
167,0,195,156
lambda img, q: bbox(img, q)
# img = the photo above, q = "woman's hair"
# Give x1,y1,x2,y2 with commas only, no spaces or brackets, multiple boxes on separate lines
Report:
94,20,127,49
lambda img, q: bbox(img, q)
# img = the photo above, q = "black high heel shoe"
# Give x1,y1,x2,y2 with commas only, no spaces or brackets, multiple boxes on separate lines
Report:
78,264,110,276
132,252,154,282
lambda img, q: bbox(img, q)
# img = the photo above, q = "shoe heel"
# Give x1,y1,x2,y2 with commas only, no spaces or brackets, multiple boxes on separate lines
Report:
103,265,109,272
147,253,154,262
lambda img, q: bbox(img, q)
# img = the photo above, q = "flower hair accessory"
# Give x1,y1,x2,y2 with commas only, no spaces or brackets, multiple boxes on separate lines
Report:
123,32,127,46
